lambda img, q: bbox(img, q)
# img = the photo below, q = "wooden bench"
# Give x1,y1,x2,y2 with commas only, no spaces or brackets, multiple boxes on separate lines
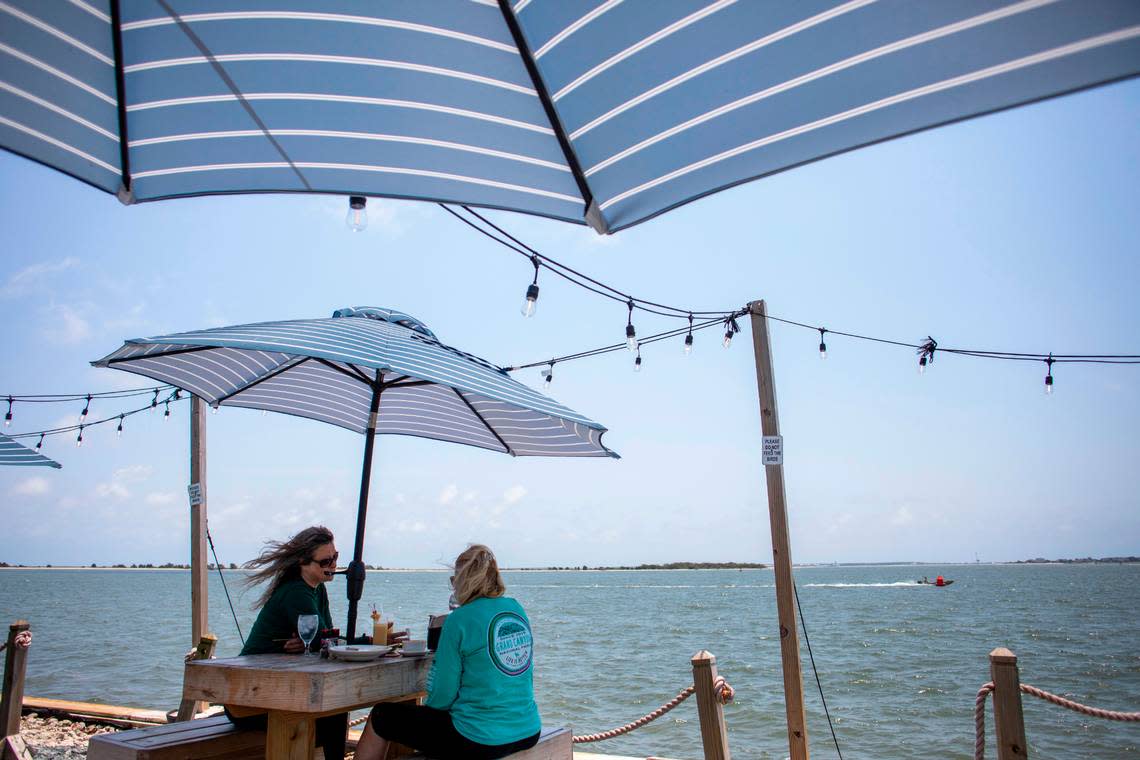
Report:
86,714,265,760
406,726,571,760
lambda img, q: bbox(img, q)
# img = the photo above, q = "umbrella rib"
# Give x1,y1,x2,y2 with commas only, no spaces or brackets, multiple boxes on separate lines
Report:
213,355,311,404
108,0,132,199
314,358,377,388
496,0,607,234
452,388,513,456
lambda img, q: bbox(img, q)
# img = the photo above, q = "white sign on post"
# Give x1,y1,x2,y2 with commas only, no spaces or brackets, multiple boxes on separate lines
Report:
187,483,203,506
762,435,783,466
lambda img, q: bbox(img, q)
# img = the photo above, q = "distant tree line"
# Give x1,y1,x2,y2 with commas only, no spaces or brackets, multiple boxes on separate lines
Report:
1017,556,1139,564
514,562,768,571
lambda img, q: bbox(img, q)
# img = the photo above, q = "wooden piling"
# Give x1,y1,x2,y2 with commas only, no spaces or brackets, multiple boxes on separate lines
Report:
2,621,31,739
190,395,208,648
691,651,731,760
989,648,1029,759
175,634,218,722
749,300,810,760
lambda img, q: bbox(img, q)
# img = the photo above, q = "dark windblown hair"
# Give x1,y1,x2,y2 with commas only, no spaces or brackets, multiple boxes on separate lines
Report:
243,526,334,609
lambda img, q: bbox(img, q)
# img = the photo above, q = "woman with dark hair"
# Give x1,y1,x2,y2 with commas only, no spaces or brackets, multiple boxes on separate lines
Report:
355,544,541,760
228,526,346,760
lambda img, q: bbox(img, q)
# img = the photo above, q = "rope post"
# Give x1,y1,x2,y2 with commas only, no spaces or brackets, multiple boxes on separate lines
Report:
691,650,731,760
989,648,1029,759
175,633,218,722
1,621,31,738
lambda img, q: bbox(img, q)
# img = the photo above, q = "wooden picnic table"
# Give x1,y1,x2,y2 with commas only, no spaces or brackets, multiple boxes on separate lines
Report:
182,652,431,760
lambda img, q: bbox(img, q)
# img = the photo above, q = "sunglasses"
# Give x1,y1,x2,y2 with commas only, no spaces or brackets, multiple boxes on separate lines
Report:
309,553,339,569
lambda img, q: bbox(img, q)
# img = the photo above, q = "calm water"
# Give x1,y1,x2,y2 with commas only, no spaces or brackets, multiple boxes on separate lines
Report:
1,564,1138,759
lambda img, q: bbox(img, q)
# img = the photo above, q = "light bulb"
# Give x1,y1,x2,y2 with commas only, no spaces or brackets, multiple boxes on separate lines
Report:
723,330,733,349
684,334,693,355
346,196,368,231
1045,374,1054,395
211,405,219,414
634,354,642,372
35,435,44,453
164,402,171,421
918,356,927,375
819,341,827,359
76,427,84,447
80,396,90,421
543,372,552,391
521,284,539,317
117,416,124,437
626,324,638,353
4,397,11,426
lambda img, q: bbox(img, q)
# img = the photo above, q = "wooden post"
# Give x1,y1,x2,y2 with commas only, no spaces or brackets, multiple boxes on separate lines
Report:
748,300,810,760
1,621,30,738
691,651,731,760
175,634,218,722
990,648,1029,759
190,396,208,647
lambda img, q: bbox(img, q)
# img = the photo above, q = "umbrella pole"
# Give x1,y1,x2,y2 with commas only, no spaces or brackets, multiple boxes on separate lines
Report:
346,381,382,641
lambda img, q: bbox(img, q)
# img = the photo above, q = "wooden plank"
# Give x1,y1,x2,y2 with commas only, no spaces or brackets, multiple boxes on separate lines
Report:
2,734,33,760
691,651,731,760
190,395,208,646
989,648,1029,759
23,697,168,726
1,621,31,738
749,301,810,760
87,714,265,760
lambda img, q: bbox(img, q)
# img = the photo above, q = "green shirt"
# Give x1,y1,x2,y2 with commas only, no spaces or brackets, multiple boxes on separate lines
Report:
241,578,332,655
425,596,540,746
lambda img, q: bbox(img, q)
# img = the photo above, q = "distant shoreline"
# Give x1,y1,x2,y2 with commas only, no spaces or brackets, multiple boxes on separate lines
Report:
2,558,1136,571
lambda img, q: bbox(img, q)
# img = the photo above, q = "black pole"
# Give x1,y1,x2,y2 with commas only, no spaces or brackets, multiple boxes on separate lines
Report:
345,378,382,641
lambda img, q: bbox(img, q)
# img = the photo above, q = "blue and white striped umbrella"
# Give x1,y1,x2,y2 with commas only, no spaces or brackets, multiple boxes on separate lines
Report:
2,1,1137,234
0,433,62,469
93,306,615,638
93,306,615,458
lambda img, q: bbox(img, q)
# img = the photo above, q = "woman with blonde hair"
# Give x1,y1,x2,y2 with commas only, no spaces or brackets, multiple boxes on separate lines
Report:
355,544,541,760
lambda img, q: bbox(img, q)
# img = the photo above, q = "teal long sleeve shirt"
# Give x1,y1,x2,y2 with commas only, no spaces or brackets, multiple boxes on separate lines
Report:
424,595,541,745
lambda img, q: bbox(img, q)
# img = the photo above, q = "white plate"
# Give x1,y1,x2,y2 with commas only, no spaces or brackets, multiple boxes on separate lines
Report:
328,644,393,662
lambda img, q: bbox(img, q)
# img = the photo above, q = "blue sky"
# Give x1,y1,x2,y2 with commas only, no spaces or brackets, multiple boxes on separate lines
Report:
1,79,1137,569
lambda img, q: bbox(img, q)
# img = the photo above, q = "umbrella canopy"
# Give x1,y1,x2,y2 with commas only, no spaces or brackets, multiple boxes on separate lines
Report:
0,433,62,468
3,1,1138,234
93,306,615,637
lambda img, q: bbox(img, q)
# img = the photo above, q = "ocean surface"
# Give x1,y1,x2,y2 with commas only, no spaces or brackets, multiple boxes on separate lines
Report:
1,564,1138,759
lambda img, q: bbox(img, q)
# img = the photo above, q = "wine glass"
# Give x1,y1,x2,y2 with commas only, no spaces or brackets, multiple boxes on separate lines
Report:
297,614,320,656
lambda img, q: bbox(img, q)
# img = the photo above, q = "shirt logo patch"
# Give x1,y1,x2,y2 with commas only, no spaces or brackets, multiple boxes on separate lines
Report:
487,611,532,676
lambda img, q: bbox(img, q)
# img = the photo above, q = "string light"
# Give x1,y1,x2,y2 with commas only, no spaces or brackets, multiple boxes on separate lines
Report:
211,404,219,414
4,396,11,427
521,255,540,318
117,414,124,437
625,300,638,353
164,400,171,420
722,316,740,349
634,348,642,372
542,363,554,391
80,394,91,421
684,314,694,355
151,389,159,412
346,196,368,232
76,424,84,448
818,328,828,360
35,434,44,453
1045,354,1054,395
917,337,937,375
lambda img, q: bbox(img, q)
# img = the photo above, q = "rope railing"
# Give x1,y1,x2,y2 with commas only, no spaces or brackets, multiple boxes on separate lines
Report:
974,680,1140,760
0,630,32,653
572,676,735,744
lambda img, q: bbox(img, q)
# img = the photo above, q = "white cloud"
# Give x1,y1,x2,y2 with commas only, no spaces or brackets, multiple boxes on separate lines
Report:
43,304,92,344
145,491,177,506
503,485,526,505
2,257,79,298
438,484,459,505
890,506,914,526
14,477,50,496
397,519,427,533
94,464,153,500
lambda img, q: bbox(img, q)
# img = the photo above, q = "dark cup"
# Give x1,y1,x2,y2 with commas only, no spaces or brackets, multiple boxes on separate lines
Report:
427,614,448,651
